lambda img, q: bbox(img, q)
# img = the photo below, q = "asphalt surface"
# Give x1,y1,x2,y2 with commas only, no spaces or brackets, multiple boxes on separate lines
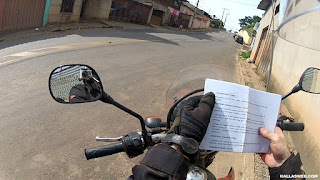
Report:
0,28,242,179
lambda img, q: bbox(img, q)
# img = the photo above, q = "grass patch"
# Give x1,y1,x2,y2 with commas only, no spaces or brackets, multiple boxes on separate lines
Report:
239,50,251,59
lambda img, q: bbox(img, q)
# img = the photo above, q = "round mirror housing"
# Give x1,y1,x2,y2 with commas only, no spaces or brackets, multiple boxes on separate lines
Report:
49,64,104,104
299,67,320,94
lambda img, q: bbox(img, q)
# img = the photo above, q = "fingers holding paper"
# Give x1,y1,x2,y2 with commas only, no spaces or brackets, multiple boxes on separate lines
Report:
258,127,291,168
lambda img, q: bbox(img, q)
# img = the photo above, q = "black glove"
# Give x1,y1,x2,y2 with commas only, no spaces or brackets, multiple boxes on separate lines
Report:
69,84,90,102
168,92,215,143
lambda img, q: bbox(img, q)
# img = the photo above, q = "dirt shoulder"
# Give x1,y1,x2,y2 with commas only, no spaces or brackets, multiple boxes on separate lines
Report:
237,55,271,180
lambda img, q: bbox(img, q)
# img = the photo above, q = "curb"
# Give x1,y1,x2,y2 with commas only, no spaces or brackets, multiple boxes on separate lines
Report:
50,22,112,32
50,25,111,32
236,54,246,86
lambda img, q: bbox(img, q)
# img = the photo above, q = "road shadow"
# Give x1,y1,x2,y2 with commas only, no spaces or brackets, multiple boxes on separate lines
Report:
0,26,244,52
0,28,183,50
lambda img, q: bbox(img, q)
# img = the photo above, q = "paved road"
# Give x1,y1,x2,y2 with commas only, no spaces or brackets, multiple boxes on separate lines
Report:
0,28,242,179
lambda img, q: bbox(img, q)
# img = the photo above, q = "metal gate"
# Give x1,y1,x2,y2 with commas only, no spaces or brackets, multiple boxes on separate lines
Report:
254,26,268,66
257,34,278,79
178,13,191,28
0,0,46,32
150,10,164,26
109,0,152,25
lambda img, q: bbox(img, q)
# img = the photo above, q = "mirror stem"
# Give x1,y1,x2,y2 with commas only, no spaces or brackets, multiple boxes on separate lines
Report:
282,84,301,100
101,92,115,104
101,92,149,145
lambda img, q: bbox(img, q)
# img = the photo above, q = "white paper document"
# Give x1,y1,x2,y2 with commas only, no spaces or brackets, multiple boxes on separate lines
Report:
199,79,281,153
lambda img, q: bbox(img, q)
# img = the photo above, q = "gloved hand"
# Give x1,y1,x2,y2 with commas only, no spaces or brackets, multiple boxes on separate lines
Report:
168,92,215,143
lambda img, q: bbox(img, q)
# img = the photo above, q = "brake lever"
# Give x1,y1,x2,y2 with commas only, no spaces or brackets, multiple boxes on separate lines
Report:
95,136,124,142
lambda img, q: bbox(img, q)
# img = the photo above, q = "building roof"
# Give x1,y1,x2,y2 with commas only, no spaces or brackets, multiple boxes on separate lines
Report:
181,1,195,11
257,0,272,11
181,1,204,16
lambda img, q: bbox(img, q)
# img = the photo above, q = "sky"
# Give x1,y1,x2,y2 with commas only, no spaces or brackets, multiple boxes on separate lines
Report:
187,0,265,31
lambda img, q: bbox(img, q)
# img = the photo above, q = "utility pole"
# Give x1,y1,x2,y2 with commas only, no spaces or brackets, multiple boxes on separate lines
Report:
224,13,230,28
191,0,200,29
219,8,228,29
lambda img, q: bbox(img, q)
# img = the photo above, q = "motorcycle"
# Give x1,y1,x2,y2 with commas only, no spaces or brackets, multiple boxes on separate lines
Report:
49,64,320,180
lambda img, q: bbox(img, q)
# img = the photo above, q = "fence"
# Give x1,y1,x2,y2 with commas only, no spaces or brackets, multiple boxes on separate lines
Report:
257,34,278,80
51,66,84,102
109,0,152,25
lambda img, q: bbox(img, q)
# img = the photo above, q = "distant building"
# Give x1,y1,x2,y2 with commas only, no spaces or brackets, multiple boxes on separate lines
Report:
48,0,84,23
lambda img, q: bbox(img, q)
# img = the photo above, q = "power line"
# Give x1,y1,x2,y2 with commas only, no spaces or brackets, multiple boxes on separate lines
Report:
190,0,260,16
222,0,257,6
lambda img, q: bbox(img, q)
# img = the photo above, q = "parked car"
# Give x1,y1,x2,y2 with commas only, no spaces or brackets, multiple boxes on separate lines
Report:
235,35,243,44
233,32,238,39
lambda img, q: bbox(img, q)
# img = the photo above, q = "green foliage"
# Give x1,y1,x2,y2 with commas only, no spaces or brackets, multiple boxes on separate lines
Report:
239,50,252,59
239,16,261,28
241,23,255,37
243,23,255,29
211,19,224,28
244,28,253,37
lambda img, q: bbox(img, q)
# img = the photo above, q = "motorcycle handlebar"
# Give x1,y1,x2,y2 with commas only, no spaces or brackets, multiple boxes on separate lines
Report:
277,121,304,131
83,120,305,160
85,143,124,160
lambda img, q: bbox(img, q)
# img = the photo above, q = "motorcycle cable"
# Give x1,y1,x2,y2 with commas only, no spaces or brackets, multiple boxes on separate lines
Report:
101,92,151,146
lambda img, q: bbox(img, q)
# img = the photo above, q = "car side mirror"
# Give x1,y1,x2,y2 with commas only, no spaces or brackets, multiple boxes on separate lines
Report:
49,64,104,104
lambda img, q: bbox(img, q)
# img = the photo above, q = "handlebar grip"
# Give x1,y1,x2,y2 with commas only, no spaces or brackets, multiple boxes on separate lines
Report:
278,122,305,131
85,143,124,160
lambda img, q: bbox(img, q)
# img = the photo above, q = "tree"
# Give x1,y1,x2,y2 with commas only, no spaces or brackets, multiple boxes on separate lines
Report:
239,16,261,27
252,15,261,23
211,18,223,28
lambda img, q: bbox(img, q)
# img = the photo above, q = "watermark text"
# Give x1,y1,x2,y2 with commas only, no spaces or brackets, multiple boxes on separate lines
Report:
280,174,318,179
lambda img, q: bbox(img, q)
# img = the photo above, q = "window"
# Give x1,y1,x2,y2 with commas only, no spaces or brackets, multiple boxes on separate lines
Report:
61,0,75,12
275,4,280,15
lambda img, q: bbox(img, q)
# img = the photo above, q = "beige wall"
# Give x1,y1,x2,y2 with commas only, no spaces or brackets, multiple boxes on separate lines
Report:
191,17,201,28
266,1,320,174
48,0,83,23
238,30,252,45
180,5,209,29
202,15,210,29
180,5,194,16
270,40,320,175
190,17,209,29
82,0,112,20
206,20,210,29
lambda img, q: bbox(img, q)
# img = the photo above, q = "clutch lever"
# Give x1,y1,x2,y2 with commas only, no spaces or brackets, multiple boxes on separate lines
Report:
95,136,124,142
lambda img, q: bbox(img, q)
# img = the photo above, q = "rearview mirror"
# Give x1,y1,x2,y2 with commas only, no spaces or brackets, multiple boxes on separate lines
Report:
300,67,320,94
49,64,103,103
